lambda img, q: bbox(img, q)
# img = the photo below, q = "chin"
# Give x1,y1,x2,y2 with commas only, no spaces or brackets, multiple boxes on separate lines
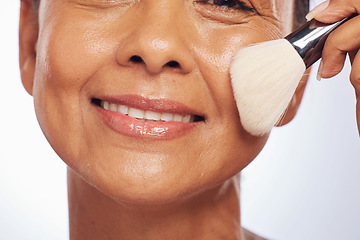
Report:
64,149,232,206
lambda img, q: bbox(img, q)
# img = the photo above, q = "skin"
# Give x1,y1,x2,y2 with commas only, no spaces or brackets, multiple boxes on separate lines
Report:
19,0,318,239
310,0,360,134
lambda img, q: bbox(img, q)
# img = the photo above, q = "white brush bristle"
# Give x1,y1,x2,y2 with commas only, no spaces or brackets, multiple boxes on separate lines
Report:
230,39,306,136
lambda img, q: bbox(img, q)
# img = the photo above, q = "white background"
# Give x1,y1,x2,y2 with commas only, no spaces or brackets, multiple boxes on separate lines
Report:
1,1,359,239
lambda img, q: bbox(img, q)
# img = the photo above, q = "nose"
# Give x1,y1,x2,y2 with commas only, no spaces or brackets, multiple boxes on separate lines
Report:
116,2,194,75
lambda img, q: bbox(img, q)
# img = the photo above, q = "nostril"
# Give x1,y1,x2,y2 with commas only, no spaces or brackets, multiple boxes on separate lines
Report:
166,60,180,68
130,55,143,63
128,56,182,72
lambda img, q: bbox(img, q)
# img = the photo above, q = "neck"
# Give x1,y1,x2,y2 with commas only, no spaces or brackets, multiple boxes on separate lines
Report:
67,168,245,240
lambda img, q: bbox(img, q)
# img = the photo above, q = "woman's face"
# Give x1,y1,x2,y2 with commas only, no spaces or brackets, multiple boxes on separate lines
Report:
24,0,294,204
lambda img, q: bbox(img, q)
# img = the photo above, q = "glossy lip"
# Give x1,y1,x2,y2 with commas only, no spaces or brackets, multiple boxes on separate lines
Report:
95,94,205,116
92,95,203,140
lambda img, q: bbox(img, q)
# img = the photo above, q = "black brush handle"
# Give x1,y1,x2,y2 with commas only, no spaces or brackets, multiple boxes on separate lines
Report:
286,15,356,68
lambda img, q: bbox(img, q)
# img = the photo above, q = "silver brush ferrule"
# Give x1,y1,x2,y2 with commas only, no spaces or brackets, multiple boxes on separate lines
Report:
286,16,354,68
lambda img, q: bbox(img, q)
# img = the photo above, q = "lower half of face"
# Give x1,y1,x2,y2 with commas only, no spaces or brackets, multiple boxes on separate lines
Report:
32,0,289,204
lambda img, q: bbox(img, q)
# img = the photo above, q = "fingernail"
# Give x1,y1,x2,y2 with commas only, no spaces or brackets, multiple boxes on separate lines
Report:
306,0,330,21
316,72,322,81
317,60,323,81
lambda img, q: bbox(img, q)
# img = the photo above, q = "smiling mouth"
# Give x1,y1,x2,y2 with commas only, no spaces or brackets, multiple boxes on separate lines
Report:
91,98,205,123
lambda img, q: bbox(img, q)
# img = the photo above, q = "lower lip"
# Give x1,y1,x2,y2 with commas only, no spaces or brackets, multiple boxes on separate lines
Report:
95,106,198,139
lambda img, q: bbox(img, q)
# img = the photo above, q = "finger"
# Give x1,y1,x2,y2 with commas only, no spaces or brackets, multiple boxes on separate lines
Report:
349,51,360,135
349,49,358,64
349,50,360,96
306,0,330,21
314,0,360,23
320,15,360,79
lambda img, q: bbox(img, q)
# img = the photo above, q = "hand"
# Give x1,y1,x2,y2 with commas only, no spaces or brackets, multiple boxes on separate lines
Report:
306,0,360,136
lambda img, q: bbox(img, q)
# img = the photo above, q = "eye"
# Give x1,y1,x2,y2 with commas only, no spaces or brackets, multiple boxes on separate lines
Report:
194,0,257,24
195,0,255,12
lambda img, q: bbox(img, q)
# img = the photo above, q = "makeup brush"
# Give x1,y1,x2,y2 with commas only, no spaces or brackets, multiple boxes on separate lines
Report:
230,16,353,136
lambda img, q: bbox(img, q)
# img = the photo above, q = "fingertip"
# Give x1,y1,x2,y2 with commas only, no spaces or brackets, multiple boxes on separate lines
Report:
319,68,342,79
350,70,360,94
320,38,347,80
318,60,344,79
306,0,330,21
314,4,356,23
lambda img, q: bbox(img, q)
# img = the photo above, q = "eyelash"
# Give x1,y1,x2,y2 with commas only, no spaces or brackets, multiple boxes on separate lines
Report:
195,0,255,12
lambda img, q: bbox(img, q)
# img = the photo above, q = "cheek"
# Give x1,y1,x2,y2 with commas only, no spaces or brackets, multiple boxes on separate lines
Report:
32,14,116,166
163,29,267,184
36,19,112,91
185,21,279,178
194,20,281,115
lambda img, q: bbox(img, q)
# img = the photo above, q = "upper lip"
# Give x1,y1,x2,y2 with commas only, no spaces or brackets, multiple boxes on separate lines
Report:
91,94,206,120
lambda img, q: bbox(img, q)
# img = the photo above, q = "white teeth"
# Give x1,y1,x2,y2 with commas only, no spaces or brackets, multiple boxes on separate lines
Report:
109,103,118,112
145,110,161,121
103,101,110,111
173,114,183,122
100,100,196,123
183,115,191,123
161,113,173,122
128,108,145,119
118,105,128,115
